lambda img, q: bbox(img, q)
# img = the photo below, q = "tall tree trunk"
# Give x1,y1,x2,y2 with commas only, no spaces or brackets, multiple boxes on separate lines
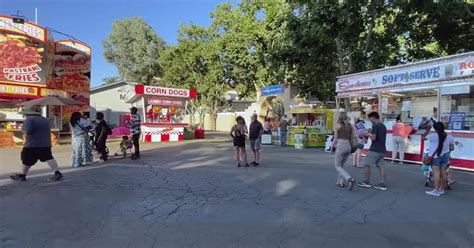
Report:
347,45,354,73
363,3,378,58
335,36,345,75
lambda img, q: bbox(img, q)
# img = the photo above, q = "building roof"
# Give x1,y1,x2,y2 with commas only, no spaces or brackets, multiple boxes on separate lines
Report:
90,81,131,94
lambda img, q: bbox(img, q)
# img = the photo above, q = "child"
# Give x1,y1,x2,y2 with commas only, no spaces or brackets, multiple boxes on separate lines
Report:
120,136,133,158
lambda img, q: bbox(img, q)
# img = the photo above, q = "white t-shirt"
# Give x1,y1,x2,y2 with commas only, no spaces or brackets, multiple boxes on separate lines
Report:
426,133,454,158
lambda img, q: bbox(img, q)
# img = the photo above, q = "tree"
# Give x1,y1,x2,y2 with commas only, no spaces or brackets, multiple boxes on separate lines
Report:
103,17,166,84
102,76,121,85
160,24,228,130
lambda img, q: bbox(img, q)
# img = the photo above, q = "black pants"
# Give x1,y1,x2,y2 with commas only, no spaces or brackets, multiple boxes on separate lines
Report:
96,141,108,161
132,134,140,157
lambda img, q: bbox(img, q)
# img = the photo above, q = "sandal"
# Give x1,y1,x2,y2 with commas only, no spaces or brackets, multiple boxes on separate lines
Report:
348,178,356,191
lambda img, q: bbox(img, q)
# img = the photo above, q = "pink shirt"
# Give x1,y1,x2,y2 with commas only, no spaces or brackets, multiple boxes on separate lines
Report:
392,122,413,138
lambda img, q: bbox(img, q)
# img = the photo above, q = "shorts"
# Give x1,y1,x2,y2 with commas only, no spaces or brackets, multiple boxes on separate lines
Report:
432,153,450,169
365,151,385,168
250,139,261,150
21,147,54,167
233,136,246,148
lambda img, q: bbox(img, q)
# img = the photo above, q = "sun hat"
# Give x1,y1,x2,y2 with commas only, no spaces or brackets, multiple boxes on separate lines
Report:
18,106,42,116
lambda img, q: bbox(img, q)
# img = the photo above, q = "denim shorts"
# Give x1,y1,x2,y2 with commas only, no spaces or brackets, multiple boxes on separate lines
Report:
432,152,450,169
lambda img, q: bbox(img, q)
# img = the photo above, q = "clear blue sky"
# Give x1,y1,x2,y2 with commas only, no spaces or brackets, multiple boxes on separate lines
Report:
0,0,237,86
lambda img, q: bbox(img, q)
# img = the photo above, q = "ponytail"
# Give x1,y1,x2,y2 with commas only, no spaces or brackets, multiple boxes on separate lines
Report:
433,122,446,156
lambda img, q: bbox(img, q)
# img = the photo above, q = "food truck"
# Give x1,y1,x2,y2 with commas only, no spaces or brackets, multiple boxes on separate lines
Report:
336,52,474,171
287,103,334,148
126,84,197,142
0,15,90,147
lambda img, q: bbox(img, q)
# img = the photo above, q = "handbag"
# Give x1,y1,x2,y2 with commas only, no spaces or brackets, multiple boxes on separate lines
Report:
349,124,358,153
423,146,440,166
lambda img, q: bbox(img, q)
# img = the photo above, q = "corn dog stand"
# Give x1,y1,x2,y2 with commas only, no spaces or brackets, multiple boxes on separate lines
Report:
127,85,197,142
336,52,474,171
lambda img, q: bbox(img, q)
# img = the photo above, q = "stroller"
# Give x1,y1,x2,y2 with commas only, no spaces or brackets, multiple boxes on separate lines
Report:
88,129,109,161
422,153,455,190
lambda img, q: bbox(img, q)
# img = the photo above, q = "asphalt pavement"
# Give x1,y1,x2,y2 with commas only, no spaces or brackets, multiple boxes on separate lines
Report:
1,133,473,248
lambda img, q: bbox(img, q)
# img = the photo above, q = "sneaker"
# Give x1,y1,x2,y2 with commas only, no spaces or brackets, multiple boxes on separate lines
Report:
250,161,257,165
10,173,26,182
253,163,260,167
237,163,241,167
358,181,372,188
426,190,441,196
245,163,250,167
131,155,140,160
373,183,388,191
48,171,63,182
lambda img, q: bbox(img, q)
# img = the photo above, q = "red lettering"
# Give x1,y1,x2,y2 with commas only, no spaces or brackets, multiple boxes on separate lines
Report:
460,61,474,70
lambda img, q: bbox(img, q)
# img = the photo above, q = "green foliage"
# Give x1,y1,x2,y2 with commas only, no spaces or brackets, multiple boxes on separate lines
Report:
101,76,121,85
104,1,473,110
103,17,166,84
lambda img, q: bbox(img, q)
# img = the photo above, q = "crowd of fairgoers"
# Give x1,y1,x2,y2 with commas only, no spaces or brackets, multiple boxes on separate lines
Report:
229,112,456,197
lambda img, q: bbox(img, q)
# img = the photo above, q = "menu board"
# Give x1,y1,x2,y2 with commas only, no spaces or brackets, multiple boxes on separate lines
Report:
0,16,54,86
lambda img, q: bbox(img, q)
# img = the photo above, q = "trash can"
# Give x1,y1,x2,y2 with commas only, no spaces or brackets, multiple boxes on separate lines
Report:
195,128,205,139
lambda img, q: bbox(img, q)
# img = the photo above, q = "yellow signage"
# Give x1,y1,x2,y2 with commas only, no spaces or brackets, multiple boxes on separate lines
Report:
0,83,38,96
40,88,66,97
0,16,46,42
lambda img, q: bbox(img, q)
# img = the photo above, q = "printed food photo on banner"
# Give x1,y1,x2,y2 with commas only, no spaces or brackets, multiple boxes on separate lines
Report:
0,16,54,86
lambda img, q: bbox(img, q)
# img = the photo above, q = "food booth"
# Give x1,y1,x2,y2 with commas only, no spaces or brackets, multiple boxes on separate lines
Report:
0,15,90,147
126,84,197,142
287,104,334,148
336,52,474,171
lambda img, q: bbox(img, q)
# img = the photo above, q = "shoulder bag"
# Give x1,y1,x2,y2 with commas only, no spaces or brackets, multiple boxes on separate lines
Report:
349,124,358,153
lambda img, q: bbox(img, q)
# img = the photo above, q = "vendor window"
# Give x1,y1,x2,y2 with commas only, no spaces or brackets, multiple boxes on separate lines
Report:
382,89,438,130
339,95,378,121
440,85,474,131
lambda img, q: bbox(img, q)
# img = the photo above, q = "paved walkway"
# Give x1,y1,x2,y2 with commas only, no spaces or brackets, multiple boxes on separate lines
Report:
1,134,474,247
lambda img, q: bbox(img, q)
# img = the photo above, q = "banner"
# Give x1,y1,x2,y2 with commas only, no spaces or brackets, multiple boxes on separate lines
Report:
261,84,285,97
336,53,474,92
0,16,54,86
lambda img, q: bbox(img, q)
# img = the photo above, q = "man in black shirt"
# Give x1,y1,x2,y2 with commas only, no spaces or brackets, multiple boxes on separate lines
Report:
358,112,388,191
95,112,109,162
249,113,263,166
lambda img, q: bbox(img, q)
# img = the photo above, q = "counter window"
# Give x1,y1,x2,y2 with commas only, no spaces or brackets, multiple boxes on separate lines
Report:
440,85,474,131
381,89,438,130
338,95,378,121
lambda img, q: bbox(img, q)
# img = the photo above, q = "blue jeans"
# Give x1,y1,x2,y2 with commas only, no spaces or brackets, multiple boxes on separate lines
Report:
280,133,287,146
432,152,450,169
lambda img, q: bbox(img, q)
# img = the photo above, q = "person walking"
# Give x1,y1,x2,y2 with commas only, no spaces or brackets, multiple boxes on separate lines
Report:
423,122,455,196
279,116,289,147
353,118,367,168
331,112,356,190
392,115,413,164
249,113,263,166
94,112,109,162
10,106,63,182
230,116,249,167
70,112,93,167
129,107,141,160
358,112,388,191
